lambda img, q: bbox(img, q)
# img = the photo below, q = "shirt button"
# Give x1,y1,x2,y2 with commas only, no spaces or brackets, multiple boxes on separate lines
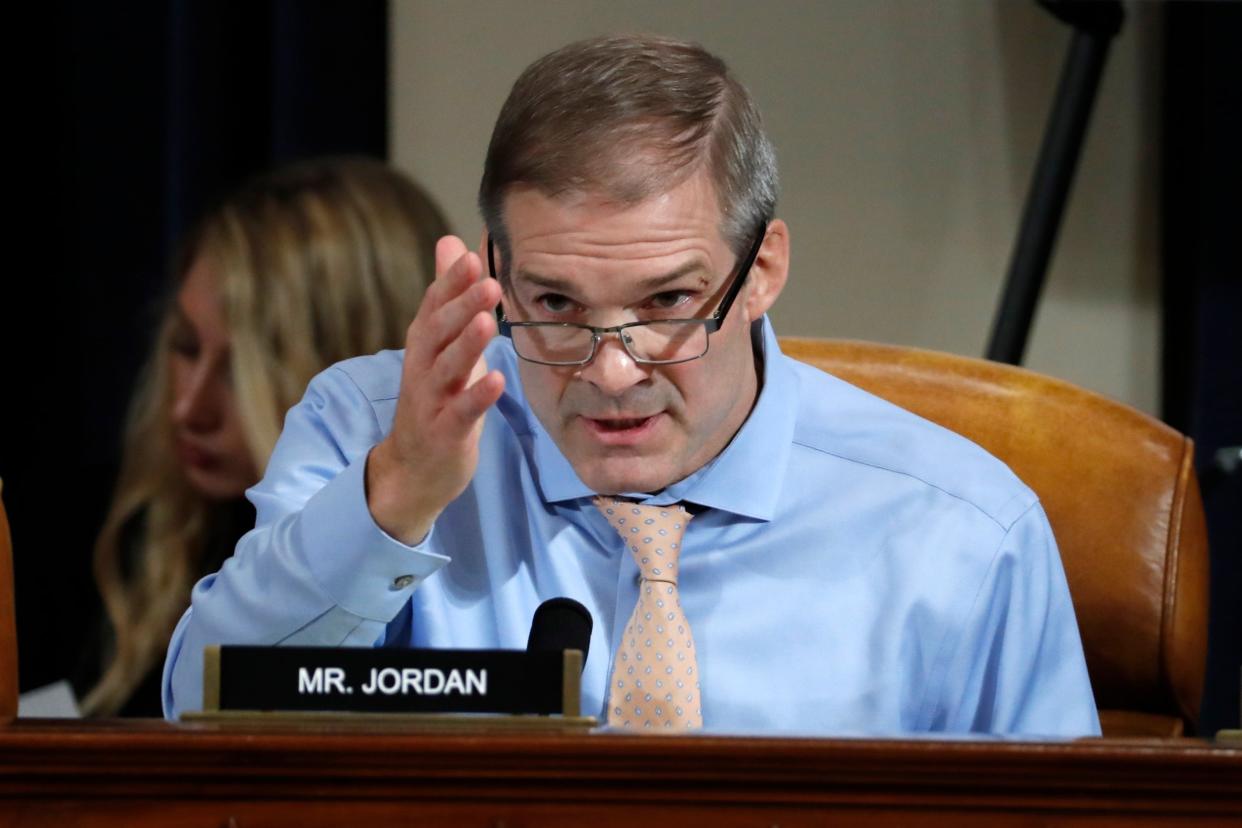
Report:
391,574,416,590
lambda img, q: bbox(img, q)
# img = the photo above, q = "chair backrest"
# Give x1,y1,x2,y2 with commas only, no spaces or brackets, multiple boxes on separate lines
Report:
779,337,1209,737
0,481,17,721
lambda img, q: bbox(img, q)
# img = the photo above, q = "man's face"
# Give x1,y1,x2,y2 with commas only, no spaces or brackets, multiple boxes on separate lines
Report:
499,171,786,494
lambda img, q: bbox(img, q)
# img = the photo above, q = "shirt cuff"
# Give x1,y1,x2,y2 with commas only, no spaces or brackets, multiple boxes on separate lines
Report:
297,453,449,620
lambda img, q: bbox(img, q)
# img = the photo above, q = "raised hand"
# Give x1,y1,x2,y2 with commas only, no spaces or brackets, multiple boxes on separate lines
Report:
365,236,505,544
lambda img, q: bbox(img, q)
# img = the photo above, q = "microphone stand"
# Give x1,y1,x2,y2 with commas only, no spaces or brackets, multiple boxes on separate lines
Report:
985,0,1125,365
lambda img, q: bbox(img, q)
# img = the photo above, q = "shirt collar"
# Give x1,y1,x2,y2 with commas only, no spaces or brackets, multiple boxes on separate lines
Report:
528,317,796,521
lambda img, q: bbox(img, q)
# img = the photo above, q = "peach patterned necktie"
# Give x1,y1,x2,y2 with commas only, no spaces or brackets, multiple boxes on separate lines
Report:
594,497,702,730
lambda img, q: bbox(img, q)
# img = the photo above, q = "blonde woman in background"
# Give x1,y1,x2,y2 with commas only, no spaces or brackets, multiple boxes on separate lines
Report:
77,157,449,716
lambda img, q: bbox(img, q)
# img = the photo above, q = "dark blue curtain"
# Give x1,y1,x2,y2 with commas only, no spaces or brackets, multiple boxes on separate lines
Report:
1162,1,1242,735
5,0,388,694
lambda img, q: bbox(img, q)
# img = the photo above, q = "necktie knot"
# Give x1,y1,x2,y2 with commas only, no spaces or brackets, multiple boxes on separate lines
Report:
594,497,691,585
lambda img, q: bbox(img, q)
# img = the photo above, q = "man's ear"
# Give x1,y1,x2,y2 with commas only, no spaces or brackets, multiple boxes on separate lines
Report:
743,219,790,320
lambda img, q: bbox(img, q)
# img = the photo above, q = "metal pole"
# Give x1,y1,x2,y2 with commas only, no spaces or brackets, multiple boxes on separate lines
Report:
985,2,1124,365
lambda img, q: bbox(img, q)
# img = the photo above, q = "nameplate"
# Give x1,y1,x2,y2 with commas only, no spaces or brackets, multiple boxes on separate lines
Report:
201,645,583,716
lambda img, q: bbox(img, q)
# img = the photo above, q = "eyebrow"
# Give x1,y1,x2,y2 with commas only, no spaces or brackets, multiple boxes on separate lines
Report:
514,260,711,294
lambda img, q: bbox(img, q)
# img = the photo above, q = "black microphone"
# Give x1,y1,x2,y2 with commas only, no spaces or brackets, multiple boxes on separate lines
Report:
526,597,592,673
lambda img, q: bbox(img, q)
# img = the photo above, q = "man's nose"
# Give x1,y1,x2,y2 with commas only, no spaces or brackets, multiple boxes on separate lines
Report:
172,360,223,432
577,332,649,396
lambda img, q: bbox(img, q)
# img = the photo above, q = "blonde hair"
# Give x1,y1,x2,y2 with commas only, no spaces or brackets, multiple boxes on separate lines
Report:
82,158,449,715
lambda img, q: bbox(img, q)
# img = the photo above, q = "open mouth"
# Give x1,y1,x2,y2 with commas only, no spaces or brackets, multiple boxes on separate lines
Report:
593,416,654,431
580,413,662,445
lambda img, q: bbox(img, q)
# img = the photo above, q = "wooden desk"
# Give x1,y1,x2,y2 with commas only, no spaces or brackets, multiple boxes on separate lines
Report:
2,719,1239,826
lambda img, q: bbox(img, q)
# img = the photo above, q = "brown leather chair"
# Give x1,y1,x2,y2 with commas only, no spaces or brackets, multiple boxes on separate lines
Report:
780,337,1209,737
0,481,17,721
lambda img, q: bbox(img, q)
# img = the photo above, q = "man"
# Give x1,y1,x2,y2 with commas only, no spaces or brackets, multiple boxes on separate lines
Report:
164,35,1099,736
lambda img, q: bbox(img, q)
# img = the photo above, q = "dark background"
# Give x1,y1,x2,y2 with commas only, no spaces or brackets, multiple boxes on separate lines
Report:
1159,1,1241,738
2,0,1237,732
4,0,389,700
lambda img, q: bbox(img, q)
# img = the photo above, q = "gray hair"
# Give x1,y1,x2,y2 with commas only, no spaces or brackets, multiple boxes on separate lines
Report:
478,34,778,280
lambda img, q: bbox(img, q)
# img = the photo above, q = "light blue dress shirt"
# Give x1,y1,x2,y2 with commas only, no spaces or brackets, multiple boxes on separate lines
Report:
164,320,1100,737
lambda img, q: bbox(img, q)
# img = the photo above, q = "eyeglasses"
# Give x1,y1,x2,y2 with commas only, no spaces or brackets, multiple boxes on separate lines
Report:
488,223,767,366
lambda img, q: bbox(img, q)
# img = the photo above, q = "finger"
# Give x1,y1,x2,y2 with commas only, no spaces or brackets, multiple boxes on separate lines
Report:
406,253,494,370
419,237,475,317
428,310,498,396
424,276,500,357
426,249,484,313
446,369,505,428
435,235,469,281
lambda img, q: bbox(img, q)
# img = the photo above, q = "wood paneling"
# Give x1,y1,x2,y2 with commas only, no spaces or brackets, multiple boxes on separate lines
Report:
2,720,1239,825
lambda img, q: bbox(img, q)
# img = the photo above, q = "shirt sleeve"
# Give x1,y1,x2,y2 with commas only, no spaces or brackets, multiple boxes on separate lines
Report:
162,364,450,719
926,501,1102,737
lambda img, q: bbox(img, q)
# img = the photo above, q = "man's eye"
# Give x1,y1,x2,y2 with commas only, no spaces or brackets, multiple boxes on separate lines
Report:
649,291,693,311
537,294,577,314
